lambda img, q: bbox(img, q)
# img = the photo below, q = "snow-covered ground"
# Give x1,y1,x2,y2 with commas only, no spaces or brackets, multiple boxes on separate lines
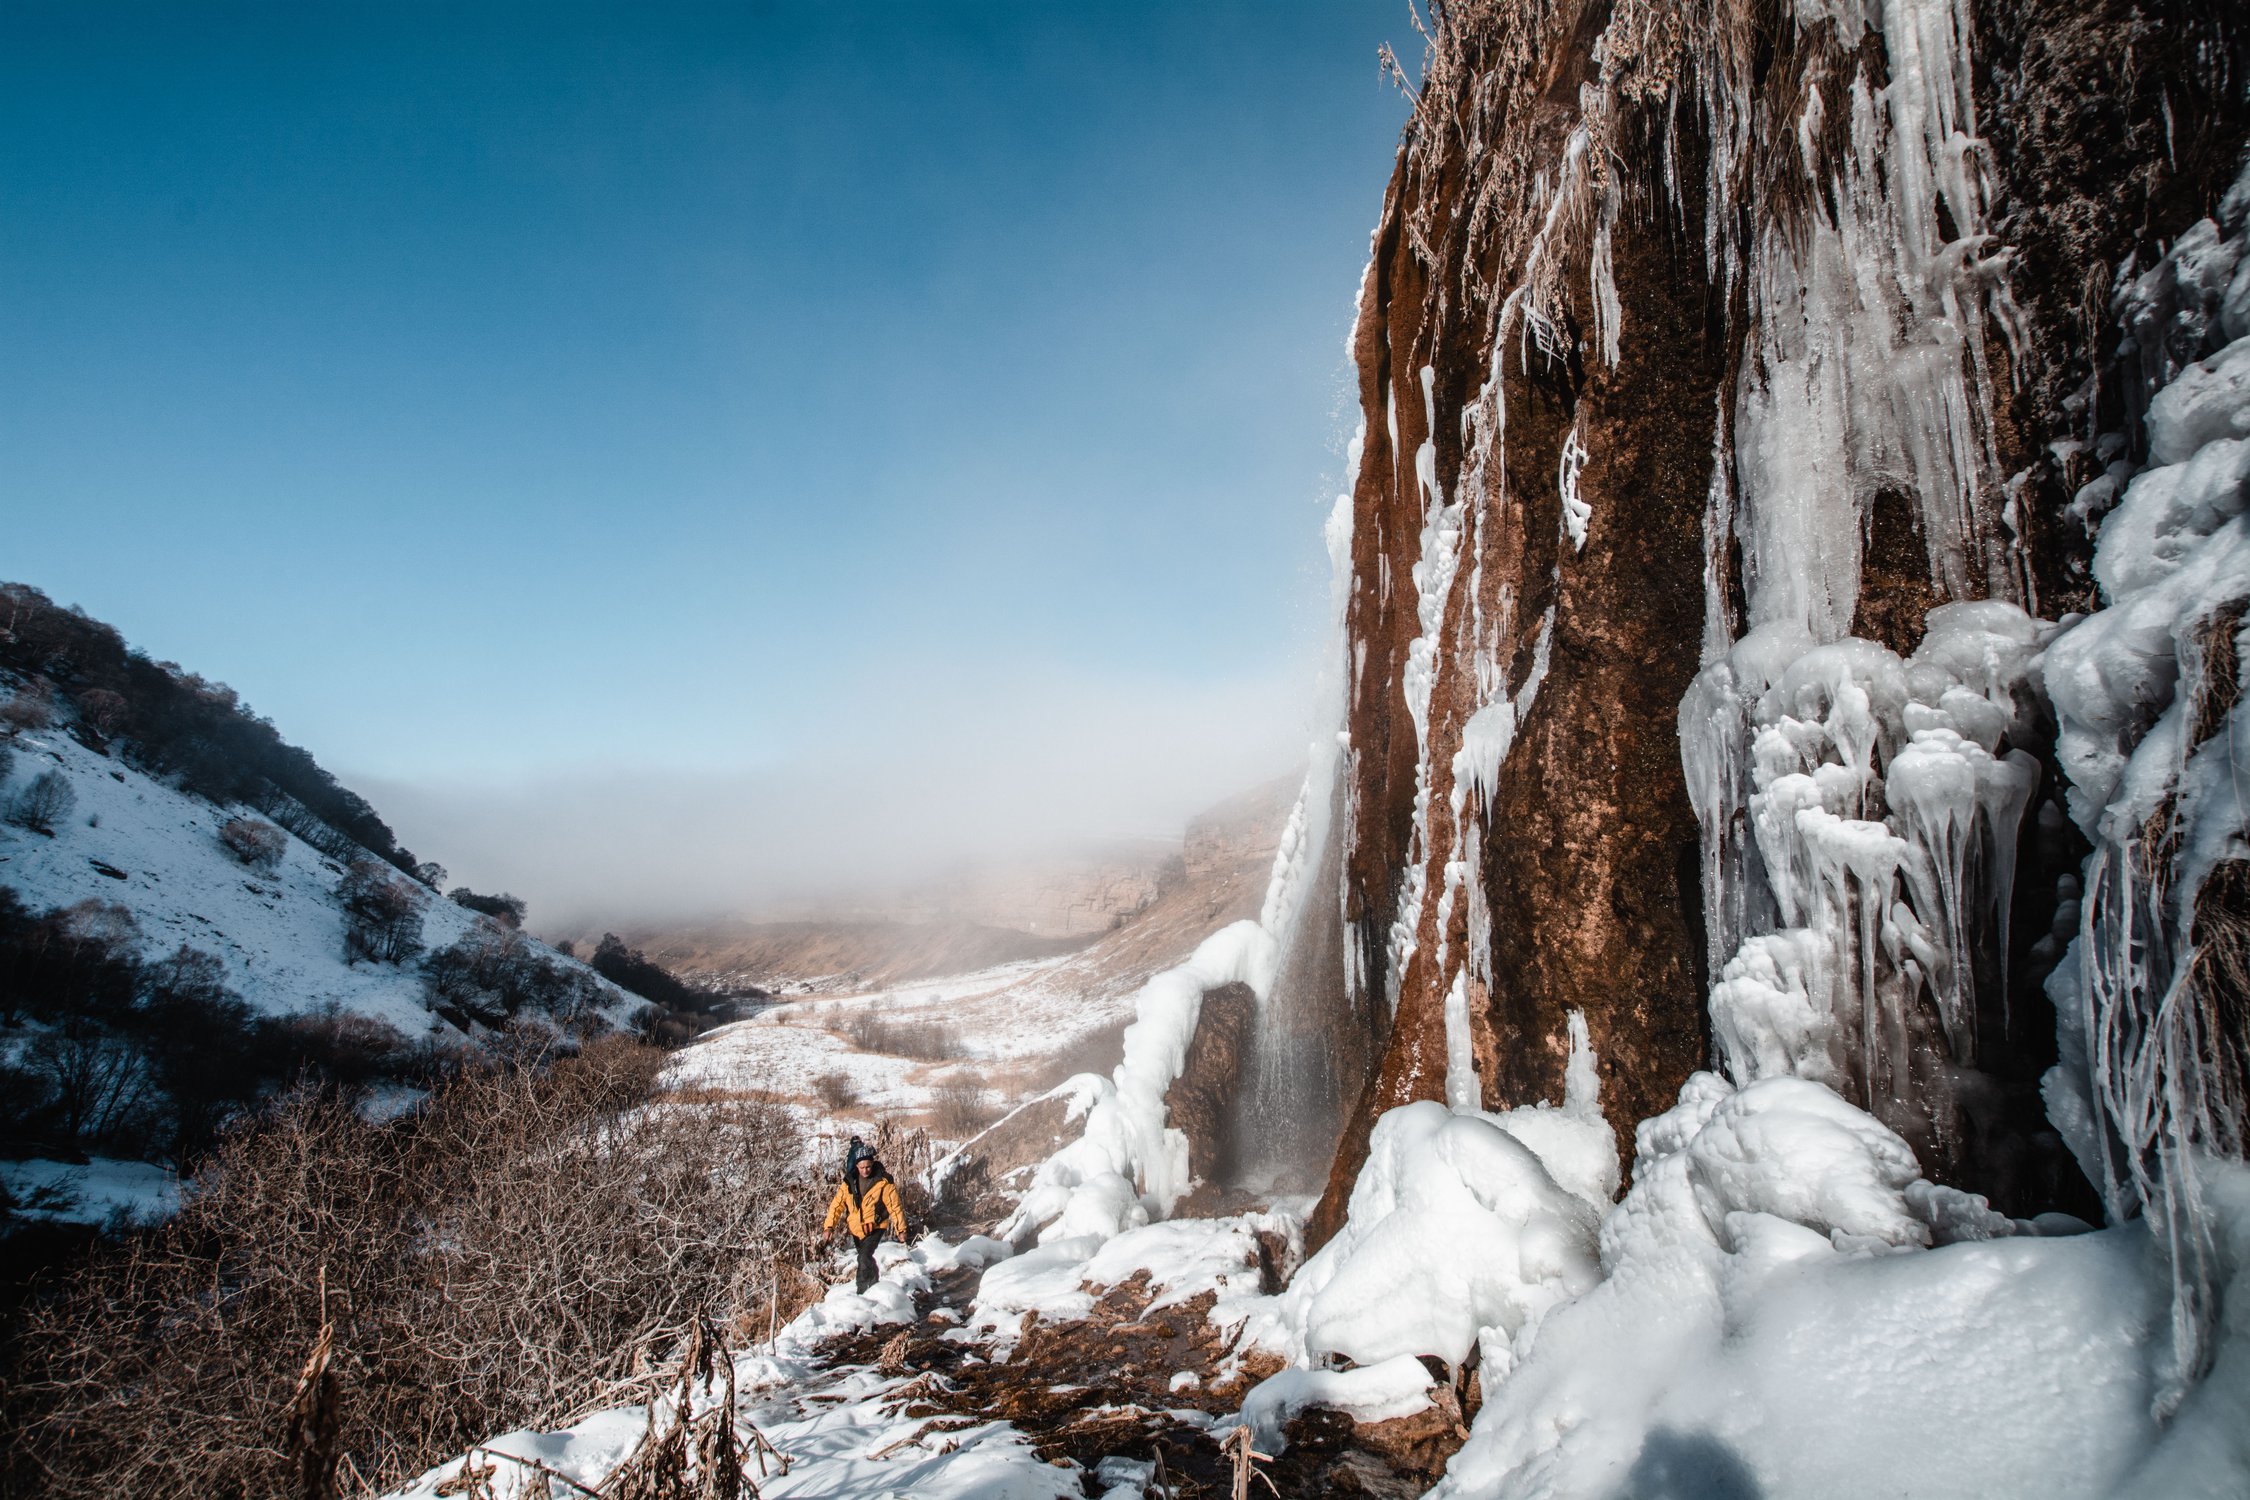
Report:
0,1155,180,1226
388,1233,1183,1500
660,943,1160,1142
0,720,631,1034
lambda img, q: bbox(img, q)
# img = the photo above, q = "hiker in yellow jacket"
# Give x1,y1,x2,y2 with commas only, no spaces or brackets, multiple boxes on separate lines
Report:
825,1136,909,1294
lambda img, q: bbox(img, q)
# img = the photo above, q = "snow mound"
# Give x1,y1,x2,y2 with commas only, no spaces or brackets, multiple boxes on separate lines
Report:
1245,1101,1602,1375
1236,1354,1438,1451
1424,1072,2250,1500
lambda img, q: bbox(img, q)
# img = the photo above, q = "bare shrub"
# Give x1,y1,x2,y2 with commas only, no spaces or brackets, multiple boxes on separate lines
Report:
280,1005,418,1087
258,790,361,861
448,887,526,928
20,1024,161,1148
337,858,423,964
75,687,128,738
6,1035,826,1499
1,680,53,735
931,1075,997,1139
7,768,75,833
843,1009,960,1061
812,1069,858,1109
218,815,287,871
423,926,608,1029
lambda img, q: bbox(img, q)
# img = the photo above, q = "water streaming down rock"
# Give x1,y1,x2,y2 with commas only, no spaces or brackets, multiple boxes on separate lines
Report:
1235,766,1363,1193
1228,491,1375,1196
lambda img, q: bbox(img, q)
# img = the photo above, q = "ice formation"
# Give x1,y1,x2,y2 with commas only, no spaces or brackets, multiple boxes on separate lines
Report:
1233,1030,1611,1375
992,918,1278,1249
2041,163,2250,1406
1682,605,2045,1152
1231,0,2250,1489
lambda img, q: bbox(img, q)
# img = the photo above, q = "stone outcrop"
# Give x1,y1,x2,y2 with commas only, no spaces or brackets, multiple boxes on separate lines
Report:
1164,981,1257,1186
1306,0,2250,1243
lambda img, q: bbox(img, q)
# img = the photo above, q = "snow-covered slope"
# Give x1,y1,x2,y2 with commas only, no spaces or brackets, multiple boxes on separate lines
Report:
0,720,632,1036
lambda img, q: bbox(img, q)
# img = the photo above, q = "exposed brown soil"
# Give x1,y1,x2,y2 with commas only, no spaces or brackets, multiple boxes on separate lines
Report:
802,1263,1450,1499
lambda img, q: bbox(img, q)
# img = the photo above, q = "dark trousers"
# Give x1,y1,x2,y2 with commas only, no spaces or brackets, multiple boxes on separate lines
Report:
853,1230,885,1294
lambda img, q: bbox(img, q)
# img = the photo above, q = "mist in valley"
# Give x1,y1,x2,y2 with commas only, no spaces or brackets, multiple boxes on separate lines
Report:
359,654,1318,931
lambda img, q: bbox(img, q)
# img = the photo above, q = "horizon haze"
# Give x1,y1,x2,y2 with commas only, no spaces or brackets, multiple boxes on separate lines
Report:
2,1,1411,924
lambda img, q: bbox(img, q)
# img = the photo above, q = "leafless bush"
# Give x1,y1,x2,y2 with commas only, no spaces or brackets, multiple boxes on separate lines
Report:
931,1074,997,1139
75,687,128,738
337,858,423,964
5,1034,827,1499
219,815,288,871
2,679,53,735
843,1009,960,1061
7,768,76,833
257,789,361,861
812,1069,858,1109
423,925,608,1029
19,1024,162,1148
279,1005,421,1087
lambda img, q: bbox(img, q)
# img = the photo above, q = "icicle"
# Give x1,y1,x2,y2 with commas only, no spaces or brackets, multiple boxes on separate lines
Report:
1558,426,1592,552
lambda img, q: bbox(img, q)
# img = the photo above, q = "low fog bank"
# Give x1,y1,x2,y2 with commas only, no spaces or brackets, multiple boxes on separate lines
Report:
355,666,1315,931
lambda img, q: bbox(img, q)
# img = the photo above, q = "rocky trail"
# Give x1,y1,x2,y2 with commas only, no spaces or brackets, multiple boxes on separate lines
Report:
743,1227,1458,1500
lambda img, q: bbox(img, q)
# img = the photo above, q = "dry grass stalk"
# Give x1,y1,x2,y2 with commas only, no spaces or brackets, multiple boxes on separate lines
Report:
601,1316,767,1500
1222,1423,1279,1500
280,1279,341,1500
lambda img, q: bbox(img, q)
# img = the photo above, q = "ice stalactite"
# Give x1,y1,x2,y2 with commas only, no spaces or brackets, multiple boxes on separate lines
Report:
2042,162,2250,1409
1341,0,2044,1146
1666,0,2057,1176
1687,610,2046,1159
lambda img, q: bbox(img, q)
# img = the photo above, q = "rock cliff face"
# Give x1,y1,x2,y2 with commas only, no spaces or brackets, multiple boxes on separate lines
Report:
1302,0,2249,1243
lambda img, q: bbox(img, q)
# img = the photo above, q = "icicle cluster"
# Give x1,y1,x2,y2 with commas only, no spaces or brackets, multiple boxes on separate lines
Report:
1362,0,2042,1117
2043,163,2250,1410
1682,610,2043,1133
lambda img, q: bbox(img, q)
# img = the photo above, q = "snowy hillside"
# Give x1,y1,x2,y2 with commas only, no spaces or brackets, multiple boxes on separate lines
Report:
0,718,632,1036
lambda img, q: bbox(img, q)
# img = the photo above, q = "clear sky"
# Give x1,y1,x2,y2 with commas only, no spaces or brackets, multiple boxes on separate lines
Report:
2,1,1409,920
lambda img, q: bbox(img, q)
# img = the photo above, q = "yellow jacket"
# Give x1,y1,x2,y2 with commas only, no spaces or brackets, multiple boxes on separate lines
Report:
824,1170,908,1239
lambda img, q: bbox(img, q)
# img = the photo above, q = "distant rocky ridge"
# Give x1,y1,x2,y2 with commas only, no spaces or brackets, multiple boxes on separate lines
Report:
582,774,1298,996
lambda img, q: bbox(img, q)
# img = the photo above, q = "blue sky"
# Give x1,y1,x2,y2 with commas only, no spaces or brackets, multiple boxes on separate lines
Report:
2,2,1407,916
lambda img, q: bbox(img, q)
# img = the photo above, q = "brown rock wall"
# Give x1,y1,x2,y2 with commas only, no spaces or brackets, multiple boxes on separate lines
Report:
1308,0,2250,1246
1315,4,1721,1244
